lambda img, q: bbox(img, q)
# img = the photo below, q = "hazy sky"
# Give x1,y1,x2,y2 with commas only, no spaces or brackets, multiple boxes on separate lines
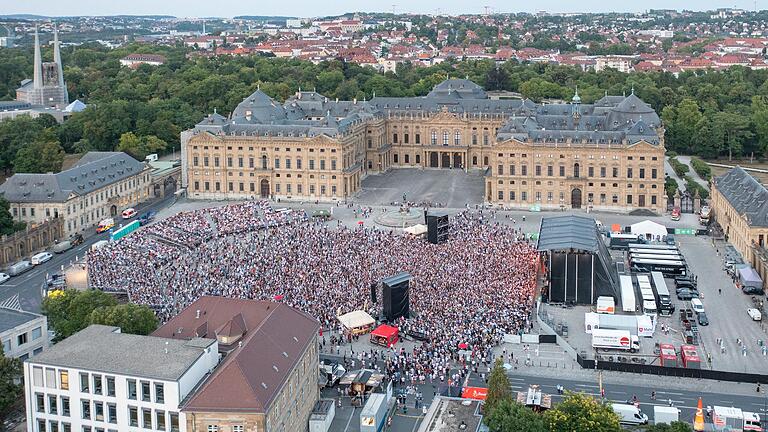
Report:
0,0,761,17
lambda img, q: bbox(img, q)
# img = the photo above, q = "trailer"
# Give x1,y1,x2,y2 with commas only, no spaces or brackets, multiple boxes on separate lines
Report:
619,275,636,313
360,393,387,432
654,406,681,425
596,296,615,314
585,313,654,337
680,345,701,369
309,400,335,432
659,343,678,367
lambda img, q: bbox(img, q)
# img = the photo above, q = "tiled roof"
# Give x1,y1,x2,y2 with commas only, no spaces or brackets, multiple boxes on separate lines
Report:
714,166,768,227
153,297,319,413
0,152,147,203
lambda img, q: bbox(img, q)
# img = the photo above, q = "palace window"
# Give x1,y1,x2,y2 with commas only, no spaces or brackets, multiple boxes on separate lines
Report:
443,131,449,146
454,131,461,145
431,131,437,145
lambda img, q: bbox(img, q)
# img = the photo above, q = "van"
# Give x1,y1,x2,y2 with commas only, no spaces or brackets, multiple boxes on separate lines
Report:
52,240,73,253
7,261,33,276
91,240,109,251
611,403,649,425
96,218,115,233
121,208,137,219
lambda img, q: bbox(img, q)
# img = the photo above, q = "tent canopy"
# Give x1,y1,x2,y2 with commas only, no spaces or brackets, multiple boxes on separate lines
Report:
537,215,602,252
738,266,763,284
630,220,667,239
371,324,398,339
404,224,427,235
337,310,375,330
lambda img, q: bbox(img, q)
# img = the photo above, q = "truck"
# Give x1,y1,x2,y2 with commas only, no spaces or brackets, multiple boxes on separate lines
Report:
319,360,346,388
585,313,654,337
700,205,712,225
51,240,73,253
611,403,649,425
712,406,762,431
7,260,32,276
596,296,615,314
591,329,640,353
654,406,681,425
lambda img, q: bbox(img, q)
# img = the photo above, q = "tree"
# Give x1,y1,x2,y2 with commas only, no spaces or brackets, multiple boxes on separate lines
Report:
485,399,547,432
485,358,512,413
0,344,22,420
485,66,510,91
89,303,159,335
14,139,66,173
544,392,621,432
751,96,768,157
42,290,118,341
0,197,25,236
117,132,167,161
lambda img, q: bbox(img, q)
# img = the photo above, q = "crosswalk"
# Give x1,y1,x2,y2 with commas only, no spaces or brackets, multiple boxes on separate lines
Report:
0,294,21,310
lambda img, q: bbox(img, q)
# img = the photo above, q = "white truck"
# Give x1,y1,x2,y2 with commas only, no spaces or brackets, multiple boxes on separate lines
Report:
712,406,762,431
592,329,640,353
611,403,649,425
654,406,681,425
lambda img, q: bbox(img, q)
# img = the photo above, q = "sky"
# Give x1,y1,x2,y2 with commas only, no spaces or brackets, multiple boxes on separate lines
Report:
0,0,761,17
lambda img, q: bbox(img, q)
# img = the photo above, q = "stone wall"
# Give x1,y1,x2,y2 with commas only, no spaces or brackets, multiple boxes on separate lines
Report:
0,218,64,266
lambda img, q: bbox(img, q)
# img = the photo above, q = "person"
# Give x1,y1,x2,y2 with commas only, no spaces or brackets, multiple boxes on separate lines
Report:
757,383,761,393
651,391,656,400
719,288,722,295
668,398,673,407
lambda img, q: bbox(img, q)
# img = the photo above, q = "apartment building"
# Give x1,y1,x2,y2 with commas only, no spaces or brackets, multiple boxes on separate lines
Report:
23,325,218,432
0,306,49,359
152,297,320,432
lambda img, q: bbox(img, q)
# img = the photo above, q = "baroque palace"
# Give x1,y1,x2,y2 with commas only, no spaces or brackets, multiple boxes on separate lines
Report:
181,78,666,212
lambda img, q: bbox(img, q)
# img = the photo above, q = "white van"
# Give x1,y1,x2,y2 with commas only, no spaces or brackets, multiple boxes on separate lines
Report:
91,240,110,251
611,403,649,425
31,252,53,265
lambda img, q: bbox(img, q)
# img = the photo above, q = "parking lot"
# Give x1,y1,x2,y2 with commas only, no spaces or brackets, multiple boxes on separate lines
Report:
356,168,485,207
542,233,768,374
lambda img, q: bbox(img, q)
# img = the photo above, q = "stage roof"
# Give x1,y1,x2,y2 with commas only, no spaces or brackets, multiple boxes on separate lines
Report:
537,215,602,252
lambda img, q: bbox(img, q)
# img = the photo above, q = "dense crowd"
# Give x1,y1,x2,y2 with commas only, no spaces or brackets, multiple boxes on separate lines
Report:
88,201,539,373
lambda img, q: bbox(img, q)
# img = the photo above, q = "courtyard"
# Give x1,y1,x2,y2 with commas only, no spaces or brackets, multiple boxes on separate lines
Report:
356,168,486,208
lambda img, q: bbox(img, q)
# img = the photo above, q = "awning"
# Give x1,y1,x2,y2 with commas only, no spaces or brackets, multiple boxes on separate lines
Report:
337,310,375,330
371,324,398,339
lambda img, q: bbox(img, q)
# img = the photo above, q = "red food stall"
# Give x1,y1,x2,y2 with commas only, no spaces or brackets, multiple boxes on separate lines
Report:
680,344,701,369
370,325,399,347
659,343,678,367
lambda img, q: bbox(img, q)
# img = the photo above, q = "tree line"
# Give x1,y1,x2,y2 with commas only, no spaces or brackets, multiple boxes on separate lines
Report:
2,43,768,176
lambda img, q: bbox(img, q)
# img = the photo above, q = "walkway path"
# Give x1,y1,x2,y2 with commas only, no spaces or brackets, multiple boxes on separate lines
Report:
677,155,710,191
665,157,687,192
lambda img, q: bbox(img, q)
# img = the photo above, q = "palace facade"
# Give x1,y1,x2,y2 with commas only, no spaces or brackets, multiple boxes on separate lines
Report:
181,78,666,212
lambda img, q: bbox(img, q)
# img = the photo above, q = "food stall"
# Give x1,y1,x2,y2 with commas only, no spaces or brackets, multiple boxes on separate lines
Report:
659,343,678,367
370,324,399,347
337,310,376,336
680,345,701,369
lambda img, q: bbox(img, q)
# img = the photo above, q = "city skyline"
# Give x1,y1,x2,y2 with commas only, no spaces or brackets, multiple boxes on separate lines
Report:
0,0,763,17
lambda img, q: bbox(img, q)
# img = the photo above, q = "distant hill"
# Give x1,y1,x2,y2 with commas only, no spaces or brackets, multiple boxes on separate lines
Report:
0,14,49,19
0,14,176,19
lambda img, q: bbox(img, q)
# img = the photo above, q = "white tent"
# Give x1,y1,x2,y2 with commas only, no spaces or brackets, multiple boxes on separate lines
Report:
630,220,668,241
337,310,375,334
404,224,427,236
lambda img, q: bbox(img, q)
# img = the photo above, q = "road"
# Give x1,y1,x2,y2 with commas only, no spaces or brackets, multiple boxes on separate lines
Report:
501,372,768,424
0,196,176,313
676,155,711,191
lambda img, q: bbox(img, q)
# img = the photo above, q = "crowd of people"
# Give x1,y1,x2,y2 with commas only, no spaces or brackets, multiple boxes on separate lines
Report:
87,200,540,374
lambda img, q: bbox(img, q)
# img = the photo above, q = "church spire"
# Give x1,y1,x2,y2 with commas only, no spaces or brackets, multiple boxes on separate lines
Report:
33,26,42,89
53,25,65,88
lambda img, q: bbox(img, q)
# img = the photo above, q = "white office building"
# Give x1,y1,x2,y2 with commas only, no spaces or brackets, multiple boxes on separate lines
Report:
0,306,49,360
23,325,218,432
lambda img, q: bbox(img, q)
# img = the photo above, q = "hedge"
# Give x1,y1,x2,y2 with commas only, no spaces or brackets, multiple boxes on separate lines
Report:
668,157,689,177
684,175,710,200
690,157,712,181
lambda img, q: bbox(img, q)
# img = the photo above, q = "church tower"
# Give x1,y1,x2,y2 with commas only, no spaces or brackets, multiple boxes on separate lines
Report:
16,25,69,109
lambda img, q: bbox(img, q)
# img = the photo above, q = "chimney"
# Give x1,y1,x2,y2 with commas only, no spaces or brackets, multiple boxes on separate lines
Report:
53,25,65,88
195,309,201,319
238,341,243,348
164,341,169,354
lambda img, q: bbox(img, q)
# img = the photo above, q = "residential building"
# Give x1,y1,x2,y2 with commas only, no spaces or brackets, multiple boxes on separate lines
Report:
594,56,635,73
711,166,768,289
119,54,167,68
182,78,665,213
0,152,153,237
0,306,48,360
23,325,218,432
152,296,320,432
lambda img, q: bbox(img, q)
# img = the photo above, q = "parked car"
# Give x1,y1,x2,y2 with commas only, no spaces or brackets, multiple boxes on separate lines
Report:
676,286,699,295
0,273,9,284
31,251,53,265
748,308,762,321
690,298,705,314
675,280,696,290
677,289,699,300
665,234,676,246
697,312,709,326
671,207,681,221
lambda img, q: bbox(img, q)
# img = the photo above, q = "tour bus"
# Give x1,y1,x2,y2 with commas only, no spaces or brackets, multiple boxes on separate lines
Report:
631,258,687,276
639,285,658,319
96,218,115,233
650,271,675,315
627,243,679,251
609,234,644,250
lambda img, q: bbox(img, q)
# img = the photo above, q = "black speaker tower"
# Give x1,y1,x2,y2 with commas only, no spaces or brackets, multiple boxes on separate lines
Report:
381,272,411,321
426,212,449,244
370,282,377,304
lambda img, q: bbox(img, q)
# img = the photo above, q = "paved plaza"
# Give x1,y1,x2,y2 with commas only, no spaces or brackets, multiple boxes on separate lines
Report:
356,168,486,207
